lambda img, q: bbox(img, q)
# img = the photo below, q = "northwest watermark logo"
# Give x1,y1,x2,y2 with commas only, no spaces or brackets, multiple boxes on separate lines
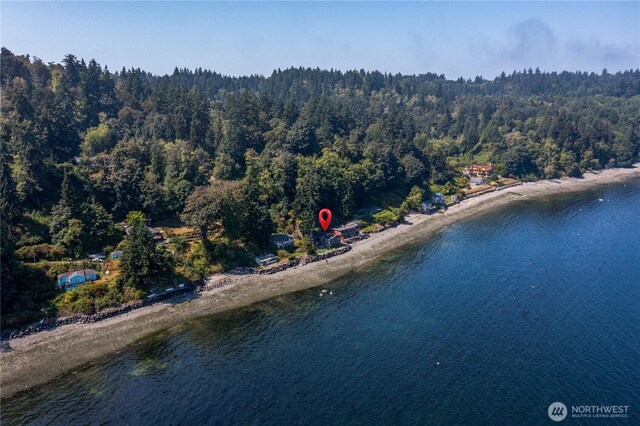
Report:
547,402,630,421
548,402,567,421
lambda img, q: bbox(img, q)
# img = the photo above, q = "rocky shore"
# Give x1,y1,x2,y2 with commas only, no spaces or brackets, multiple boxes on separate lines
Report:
1,165,638,399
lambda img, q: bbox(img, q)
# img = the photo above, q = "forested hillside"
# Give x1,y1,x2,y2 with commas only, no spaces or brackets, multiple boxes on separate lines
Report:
1,47,639,324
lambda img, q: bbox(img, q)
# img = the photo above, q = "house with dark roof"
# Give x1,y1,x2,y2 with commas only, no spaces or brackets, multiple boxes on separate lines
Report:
431,192,446,205
88,252,107,261
421,201,437,214
332,222,359,239
125,226,165,242
312,231,342,249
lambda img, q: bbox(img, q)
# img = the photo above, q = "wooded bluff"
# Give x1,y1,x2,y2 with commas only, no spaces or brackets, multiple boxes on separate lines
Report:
1,47,639,325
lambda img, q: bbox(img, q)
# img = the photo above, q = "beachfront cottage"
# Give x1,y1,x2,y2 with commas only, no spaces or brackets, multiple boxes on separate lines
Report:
255,254,279,267
270,233,295,249
57,269,98,290
312,232,342,249
470,176,485,186
332,222,359,239
431,192,446,205
421,201,437,214
88,252,107,261
111,250,123,259
325,235,341,248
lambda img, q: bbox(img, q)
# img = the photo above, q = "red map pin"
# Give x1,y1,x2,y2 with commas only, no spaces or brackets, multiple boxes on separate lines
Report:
318,208,332,231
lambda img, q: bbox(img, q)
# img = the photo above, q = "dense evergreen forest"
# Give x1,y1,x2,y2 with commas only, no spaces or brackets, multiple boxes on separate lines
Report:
1,47,639,325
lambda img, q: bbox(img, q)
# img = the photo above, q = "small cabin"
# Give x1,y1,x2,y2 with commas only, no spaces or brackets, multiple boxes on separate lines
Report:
421,201,437,214
431,192,446,205
255,254,279,267
88,252,107,261
111,250,123,259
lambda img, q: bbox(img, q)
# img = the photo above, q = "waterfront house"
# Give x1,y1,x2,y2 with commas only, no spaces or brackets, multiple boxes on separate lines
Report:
312,232,342,249
324,235,342,248
111,250,123,259
270,233,295,249
255,253,279,267
332,222,359,239
421,201,437,214
470,176,485,186
431,192,446,205
466,163,493,176
57,269,98,290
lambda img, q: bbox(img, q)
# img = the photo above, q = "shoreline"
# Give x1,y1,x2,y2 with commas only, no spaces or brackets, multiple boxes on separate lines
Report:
2,165,639,399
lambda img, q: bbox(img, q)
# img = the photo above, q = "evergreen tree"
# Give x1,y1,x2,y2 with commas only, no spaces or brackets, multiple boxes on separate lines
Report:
240,152,273,246
294,163,321,235
120,211,171,289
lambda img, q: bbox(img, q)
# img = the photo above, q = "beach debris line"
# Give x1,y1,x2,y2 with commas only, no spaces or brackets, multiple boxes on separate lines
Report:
318,208,332,231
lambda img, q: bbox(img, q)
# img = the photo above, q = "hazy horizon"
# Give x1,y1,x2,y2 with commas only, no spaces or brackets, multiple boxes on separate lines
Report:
2,1,639,79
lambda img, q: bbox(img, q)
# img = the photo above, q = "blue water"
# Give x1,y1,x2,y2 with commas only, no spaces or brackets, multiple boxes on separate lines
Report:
3,179,640,425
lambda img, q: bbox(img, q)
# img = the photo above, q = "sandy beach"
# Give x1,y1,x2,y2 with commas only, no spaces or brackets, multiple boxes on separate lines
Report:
2,165,639,398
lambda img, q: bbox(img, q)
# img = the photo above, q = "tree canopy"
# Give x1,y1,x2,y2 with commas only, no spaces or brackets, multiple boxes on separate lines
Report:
1,47,639,324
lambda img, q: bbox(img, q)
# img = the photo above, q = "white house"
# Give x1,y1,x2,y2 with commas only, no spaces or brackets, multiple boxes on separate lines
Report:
270,233,295,249
255,253,279,266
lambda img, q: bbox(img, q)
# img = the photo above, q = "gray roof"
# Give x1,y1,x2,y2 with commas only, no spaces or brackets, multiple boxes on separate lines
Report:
334,222,358,232
270,234,294,243
125,226,162,236
58,269,98,280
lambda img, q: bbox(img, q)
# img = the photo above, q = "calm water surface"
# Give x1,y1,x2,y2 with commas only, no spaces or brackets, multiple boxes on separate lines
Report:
3,179,640,425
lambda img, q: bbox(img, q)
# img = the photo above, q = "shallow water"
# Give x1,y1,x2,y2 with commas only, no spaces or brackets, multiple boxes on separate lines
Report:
3,179,640,425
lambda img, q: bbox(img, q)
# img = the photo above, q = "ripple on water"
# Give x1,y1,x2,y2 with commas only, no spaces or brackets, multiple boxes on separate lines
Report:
2,179,640,425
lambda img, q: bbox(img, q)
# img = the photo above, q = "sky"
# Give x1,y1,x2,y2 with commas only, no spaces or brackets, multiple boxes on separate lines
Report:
2,1,639,79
